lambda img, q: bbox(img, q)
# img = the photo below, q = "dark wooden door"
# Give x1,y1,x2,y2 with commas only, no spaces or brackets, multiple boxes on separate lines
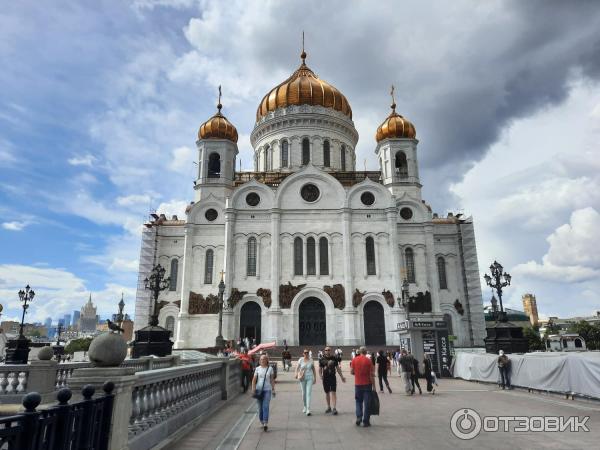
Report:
364,301,386,345
299,297,326,346
240,302,261,344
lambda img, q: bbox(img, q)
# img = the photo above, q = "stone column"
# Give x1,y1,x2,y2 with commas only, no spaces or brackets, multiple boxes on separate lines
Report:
387,207,403,345
424,224,441,313
316,237,321,278
302,237,307,276
328,239,334,278
342,208,359,345
69,367,137,450
223,199,235,340
28,360,58,402
267,210,283,344
175,224,194,348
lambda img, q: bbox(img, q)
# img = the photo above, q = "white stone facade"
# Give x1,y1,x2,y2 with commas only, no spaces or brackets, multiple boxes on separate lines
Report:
134,103,486,350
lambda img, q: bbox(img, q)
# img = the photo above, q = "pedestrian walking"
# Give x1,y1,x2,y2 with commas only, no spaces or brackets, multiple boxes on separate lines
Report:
252,354,275,431
376,350,392,393
423,354,436,394
386,351,392,375
398,349,414,395
350,346,376,427
295,348,317,415
281,347,292,372
319,347,346,415
239,349,253,393
497,350,512,389
410,352,422,395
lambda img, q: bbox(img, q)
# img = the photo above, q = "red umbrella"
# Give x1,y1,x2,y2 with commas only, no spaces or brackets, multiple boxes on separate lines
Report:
248,341,277,356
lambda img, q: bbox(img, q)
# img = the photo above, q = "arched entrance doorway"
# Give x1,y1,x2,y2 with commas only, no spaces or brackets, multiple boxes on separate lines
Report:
240,302,261,344
299,297,326,346
363,301,386,346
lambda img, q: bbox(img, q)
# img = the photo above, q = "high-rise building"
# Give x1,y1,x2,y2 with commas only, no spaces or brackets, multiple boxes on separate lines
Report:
44,317,52,329
58,318,65,326
522,293,539,327
79,294,99,332
72,310,81,329
64,313,71,328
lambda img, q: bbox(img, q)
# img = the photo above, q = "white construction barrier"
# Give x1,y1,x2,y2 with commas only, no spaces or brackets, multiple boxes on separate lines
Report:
453,351,600,399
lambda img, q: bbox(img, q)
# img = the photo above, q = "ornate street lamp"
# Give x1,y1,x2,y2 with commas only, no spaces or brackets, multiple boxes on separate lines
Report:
53,322,65,359
117,294,125,329
215,271,226,349
131,264,174,358
483,260,527,354
145,264,170,327
6,285,35,364
484,260,511,322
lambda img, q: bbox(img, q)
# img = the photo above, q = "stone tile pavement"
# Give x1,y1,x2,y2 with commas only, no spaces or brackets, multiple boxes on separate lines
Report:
171,361,600,450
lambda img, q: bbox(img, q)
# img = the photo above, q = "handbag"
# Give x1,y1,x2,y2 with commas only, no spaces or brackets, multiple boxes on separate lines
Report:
253,366,270,400
370,390,380,416
297,368,305,381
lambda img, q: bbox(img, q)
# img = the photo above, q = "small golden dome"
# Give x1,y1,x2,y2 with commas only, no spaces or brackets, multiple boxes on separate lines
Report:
256,51,352,122
375,101,416,142
198,88,238,143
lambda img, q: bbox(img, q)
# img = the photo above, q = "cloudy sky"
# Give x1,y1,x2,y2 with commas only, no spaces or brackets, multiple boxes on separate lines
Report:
1,0,599,325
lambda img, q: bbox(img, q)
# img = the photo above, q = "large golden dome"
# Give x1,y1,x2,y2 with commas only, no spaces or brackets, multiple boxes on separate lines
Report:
375,100,416,142
256,51,352,122
198,101,238,143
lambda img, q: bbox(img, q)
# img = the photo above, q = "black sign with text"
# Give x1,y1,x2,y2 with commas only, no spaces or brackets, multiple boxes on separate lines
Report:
436,329,452,377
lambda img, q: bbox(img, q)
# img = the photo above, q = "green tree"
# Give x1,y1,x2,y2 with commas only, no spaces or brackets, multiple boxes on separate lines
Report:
544,320,561,337
569,320,600,350
523,326,545,351
65,337,93,354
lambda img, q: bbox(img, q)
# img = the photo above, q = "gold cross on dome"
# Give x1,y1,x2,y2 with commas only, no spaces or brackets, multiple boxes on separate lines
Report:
390,85,396,111
217,85,222,111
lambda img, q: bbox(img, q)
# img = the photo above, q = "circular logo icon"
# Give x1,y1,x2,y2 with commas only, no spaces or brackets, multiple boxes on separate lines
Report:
450,408,482,440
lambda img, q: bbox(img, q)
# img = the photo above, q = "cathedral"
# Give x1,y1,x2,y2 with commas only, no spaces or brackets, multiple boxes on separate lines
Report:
134,49,486,366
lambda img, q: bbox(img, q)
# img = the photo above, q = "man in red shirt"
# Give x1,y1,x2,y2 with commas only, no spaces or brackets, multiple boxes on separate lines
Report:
239,350,253,393
350,346,376,427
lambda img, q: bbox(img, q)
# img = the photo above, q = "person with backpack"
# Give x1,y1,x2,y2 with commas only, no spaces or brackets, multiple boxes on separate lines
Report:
252,354,276,431
319,347,346,415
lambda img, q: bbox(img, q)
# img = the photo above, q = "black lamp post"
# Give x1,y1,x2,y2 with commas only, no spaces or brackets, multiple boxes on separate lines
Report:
117,294,125,329
215,272,226,349
53,322,65,359
6,285,35,364
131,264,174,358
482,260,528,354
483,260,511,323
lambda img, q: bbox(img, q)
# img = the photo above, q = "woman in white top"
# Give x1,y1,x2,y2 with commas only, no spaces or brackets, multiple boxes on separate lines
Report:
252,354,275,431
295,348,317,416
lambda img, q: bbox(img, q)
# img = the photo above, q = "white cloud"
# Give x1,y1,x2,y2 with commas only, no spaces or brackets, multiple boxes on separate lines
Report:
67,154,96,167
0,264,136,323
117,194,153,207
155,199,187,218
2,220,29,231
169,146,195,174
513,208,600,283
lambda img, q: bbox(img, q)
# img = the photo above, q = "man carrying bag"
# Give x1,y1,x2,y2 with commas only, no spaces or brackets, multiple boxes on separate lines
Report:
350,346,377,427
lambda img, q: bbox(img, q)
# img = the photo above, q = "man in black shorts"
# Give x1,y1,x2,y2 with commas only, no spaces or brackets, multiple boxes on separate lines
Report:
319,347,346,415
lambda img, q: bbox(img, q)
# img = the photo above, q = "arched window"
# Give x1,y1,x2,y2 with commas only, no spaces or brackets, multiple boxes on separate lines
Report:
443,313,454,336
437,256,448,289
307,237,316,275
323,140,330,167
574,338,583,348
319,237,329,275
263,146,269,172
294,237,303,275
204,249,214,284
281,141,289,168
366,236,376,275
165,316,175,335
247,237,257,277
208,153,221,178
340,145,346,171
395,151,408,178
302,138,310,165
405,248,415,283
169,259,178,291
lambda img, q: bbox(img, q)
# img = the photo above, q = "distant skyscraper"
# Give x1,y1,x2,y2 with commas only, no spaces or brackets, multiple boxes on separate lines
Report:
522,293,539,327
64,313,71,328
73,310,81,329
79,294,99,332
44,317,52,329
58,318,65,326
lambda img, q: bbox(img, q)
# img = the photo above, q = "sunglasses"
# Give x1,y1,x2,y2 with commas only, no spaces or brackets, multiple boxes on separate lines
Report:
303,351,309,354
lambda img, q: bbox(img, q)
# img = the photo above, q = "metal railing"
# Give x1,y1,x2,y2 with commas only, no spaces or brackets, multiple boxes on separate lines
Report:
0,383,114,450
233,170,382,187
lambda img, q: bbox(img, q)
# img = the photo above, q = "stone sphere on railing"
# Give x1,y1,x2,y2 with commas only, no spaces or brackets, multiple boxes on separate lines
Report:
37,346,55,361
88,332,127,367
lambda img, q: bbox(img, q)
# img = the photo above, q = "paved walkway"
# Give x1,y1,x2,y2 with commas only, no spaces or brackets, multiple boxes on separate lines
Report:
171,361,600,450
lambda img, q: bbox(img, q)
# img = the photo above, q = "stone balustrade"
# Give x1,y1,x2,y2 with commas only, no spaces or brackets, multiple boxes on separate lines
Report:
0,355,181,404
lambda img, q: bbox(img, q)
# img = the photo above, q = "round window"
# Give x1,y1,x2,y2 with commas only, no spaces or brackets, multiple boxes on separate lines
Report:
361,192,375,206
400,207,413,220
205,209,218,221
300,184,320,202
246,192,260,206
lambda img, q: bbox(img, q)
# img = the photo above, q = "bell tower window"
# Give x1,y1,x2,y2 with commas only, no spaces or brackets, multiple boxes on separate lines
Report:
281,141,289,168
323,140,330,167
208,153,221,178
395,151,408,178
341,145,346,171
302,138,310,165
